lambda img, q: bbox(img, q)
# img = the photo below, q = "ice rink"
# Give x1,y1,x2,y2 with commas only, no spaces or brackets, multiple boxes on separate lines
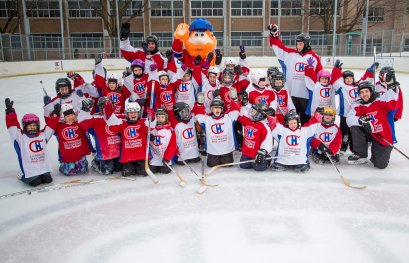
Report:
0,70,409,263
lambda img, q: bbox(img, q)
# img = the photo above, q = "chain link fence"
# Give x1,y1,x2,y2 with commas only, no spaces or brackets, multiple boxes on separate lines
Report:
1,31,409,62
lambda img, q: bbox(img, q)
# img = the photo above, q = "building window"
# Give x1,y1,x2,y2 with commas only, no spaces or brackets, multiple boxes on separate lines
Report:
30,34,62,49
68,0,100,18
214,31,224,47
231,31,262,47
0,34,22,48
404,38,409,52
310,0,340,16
26,0,60,18
129,32,145,48
280,31,301,46
151,32,173,48
0,0,17,18
71,33,103,49
310,31,328,46
271,0,301,16
110,0,143,17
364,38,382,53
231,0,262,16
191,0,223,17
368,7,384,22
151,0,183,17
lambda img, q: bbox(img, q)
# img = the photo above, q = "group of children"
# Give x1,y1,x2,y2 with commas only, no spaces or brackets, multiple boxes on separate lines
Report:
5,24,403,187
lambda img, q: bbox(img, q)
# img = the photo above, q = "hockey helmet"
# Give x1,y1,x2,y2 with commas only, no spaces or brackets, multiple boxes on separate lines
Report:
98,96,112,114
295,34,311,53
173,102,191,122
322,107,336,126
379,66,396,83
221,68,235,86
55,78,72,98
270,71,285,91
22,113,40,137
249,103,267,122
250,70,266,88
155,107,169,126
61,103,75,118
284,110,301,129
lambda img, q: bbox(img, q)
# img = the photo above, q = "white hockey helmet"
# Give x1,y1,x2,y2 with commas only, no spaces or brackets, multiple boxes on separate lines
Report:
250,69,266,85
61,103,74,117
157,70,169,81
208,66,219,76
224,57,237,67
125,100,141,113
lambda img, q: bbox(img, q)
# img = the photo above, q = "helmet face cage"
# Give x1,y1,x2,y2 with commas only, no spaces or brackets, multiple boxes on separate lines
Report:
271,72,285,90
22,114,40,136
174,103,191,122
267,67,279,79
249,103,267,122
98,96,112,114
221,69,234,86
322,107,336,126
55,78,72,97
155,108,168,125
379,66,395,83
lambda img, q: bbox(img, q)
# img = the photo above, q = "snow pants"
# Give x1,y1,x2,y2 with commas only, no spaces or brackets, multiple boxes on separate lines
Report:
207,152,234,167
22,172,53,187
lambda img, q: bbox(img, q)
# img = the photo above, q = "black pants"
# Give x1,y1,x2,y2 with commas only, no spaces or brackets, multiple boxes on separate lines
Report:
122,160,148,176
22,172,53,187
340,116,353,152
350,126,393,169
207,152,234,167
150,165,171,174
175,156,201,165
239,154,270,171
291,96,311,125
92,157,121,175
234,122,243,151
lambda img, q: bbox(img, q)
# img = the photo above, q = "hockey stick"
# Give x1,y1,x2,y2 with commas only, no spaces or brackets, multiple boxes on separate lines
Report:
374,133,409,160
196,159,211,194
325,152,367,190
180,158,218,186
40,80,48,96
144,82,159,184
163,161,186,187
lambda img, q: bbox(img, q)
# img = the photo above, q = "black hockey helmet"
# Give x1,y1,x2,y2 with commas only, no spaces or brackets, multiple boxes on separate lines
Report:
379,66,396,83
146,35,158,45
342,70,354,79
357,81,376,103
55,78,72,98
295,33,311,53
155,107,168,126
270,71,285,91
249,103,267,122
221,68,235,86
210,98,225,117
98,96,112,114
284,110,301,128
173,102,191,122
267,66,279,79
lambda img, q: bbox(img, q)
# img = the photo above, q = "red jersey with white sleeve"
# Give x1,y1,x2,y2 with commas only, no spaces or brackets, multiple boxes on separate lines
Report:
237,109,273,158
6,112,57,179
43,92,85,121
273,87,296,124
195,102,240,155
304,66,336,116
376,81,403,121
49,120,91,163
269,36,323,99
172,119,200,161
347,88,399,146
120,38,167,71
193,65,220,114
105,114,150,163
246,84,277,106
270,115,321,165
149,124,177,166
149,80,177,111
310,123,342,155
78,111,121,161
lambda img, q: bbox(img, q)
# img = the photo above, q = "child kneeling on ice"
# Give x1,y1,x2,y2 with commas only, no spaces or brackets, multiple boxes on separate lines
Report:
5,98,57,186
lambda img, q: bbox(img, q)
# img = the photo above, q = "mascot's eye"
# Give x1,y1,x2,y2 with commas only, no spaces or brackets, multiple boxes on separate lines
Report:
201,33,204,37
195,33,198,37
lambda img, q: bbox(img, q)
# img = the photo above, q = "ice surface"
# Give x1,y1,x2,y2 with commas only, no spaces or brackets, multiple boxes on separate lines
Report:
1,70,409,263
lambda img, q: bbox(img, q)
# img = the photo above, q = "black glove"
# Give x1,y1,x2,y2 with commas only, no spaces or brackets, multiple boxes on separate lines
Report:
234,65,243,75
387,81,399,92
267,24,279,38
334,59,343,69
318,143,330,154
213,89,221,98
215,49,222,65
95,53,103,65
136,98,147,106
5,98,14,114
52,103,61,116
43,95,51,106
368,62,380,73
67,71,79,80
120,22,130,41
264,107,275,117
358,115,373,133
76,89,84,97
142,41,149,54
81,98,94,112
239,45,246,60
316,107,324,115
165,50,173,61
194,55,202,66
122,67,131,78
241,91,248,106
255,149,268,164
150,134,156,142
206,52,214,63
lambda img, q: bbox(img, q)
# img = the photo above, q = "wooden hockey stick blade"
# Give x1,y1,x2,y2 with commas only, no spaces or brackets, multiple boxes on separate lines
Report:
176,173,186,187
145,160,159,184
340,175,367,190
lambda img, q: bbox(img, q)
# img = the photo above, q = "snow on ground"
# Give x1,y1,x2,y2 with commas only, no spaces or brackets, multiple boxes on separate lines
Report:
1,70,409,263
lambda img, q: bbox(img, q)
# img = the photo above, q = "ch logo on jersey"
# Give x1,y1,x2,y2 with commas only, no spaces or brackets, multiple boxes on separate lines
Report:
278,95,286,106
366,112,378,123
178,83,189,92
182,128,194,139
244,127,257,139
29,140,44,153
62,127,79,140
211,123,224,134
286,135,300,146
160,91,173,102
319,132,333,142
105,125,116,136
134,83,145,93
255,96,268,104
349,88,359,98
294,62,307,72
153,135,164,146
320,88,331,98
207,90,214,100
224,92,231,103
108,93,121,104
124,126,140,139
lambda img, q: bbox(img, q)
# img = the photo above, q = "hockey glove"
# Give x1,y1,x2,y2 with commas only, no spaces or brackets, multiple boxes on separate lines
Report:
241,91,249,106
67,72,78,80
194,55,202,66
196,92,205,105
165,50,173,62
267,24,279,38
239,45,246,60
213,89,221,98
215,49,223,66
387,81,399,92
136,98,147,106
318,143,330,155
358,115,374,133
43,95,52,106
52,103,61,117
234,65,243,75
334,59,343,69
229,87,238,101
316,107,325,115
94,53,103,65
122,67,131,78
141,41,149,54
76,89,84,97
5,98,14,114
307,57,315,67
264,107,275,117
81,98,94,112
255,149,268,164
120,22,131,41
206,51,214,63
150,63,157,71
367,62,379,73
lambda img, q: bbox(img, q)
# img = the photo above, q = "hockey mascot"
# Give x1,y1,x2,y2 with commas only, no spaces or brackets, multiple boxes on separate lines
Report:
172,18,217,68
